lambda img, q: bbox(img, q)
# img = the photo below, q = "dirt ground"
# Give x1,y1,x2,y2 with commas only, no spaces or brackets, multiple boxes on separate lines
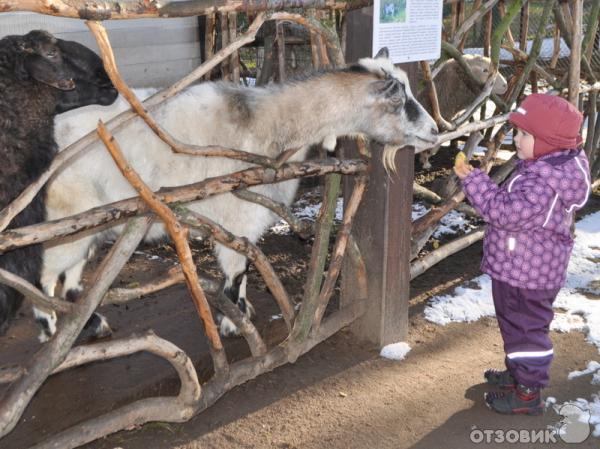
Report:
1,156,599,449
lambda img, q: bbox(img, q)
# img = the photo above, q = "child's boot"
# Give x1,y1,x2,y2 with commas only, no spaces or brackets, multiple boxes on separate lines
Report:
484,383,544,415
484,368,516,389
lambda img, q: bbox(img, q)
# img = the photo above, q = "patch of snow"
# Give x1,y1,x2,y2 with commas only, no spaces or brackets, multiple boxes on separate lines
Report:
424,212,600,348
568,361,600,385
380,342,411,361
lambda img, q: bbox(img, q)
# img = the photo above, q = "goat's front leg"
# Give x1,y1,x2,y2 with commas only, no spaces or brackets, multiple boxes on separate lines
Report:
216,267,255,337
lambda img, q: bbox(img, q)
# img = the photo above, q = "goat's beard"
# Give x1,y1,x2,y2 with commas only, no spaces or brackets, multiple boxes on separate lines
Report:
382,144,402,175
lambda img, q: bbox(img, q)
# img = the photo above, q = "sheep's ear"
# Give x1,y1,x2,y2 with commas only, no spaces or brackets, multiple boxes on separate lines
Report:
374,47,389,59
22,54,75,91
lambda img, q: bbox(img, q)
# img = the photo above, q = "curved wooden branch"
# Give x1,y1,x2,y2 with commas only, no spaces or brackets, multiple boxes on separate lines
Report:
103,267,220,306
96,122,228,373
175,206,295,337
0,159,368,254
0,216,152,439
28,331,200,449
0,13,267,234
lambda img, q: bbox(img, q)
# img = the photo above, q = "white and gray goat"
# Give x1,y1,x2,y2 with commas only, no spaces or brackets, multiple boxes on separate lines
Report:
417,54,508,169
37,48,438,341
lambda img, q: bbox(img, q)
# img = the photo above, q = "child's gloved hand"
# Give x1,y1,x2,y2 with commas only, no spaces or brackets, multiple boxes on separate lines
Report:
453,151,474,180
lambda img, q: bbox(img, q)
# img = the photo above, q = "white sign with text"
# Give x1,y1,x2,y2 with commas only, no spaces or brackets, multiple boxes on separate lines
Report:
372,0,443,63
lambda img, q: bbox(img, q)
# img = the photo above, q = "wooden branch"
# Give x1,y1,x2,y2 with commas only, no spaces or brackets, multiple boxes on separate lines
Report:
276,20,287,82
410,228,485,280
175,207,291,349
553,1,597,83
37,300,365,449
103,266,221,306
0,0,371,19
86,20,287,169
313,175,367,329
419,60,453,131
28,331,201,449
0,268,74,314
233,190,314,239
519,0,529,51
491,0,524,70
436,113,509,145
501,44,560,88
413,183,479,218
289,173,341,352
585,91,597,160
568,0,583,106
229,13,240,83
497,0,518,49
583,0,600,61
505,0,556,108
97,123,227,373
451,0,501,47
0,14,267,234
0,159,368,253
0,216,152,439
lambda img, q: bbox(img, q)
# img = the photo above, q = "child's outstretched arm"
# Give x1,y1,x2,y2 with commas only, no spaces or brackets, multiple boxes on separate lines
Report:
459,167,554,231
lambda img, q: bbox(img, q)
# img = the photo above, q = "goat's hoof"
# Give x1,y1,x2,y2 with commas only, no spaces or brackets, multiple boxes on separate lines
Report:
218,316,241,337
88,313,113,339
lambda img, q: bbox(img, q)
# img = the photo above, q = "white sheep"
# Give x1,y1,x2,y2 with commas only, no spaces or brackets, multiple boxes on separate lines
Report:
39,49,438,341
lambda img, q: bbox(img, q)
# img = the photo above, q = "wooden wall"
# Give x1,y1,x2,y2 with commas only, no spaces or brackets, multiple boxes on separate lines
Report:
0,12,201,87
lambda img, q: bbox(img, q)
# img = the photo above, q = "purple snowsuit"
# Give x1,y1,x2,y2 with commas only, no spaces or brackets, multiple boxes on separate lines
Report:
462,149,591,388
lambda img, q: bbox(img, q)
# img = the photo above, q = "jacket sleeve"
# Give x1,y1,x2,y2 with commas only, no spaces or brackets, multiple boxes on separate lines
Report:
461,168,554,231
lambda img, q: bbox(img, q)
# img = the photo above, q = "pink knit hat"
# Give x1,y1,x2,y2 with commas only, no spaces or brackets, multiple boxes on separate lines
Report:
508,94,583,158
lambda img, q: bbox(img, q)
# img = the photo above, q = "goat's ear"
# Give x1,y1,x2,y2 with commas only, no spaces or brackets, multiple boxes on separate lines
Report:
374,47,389,59
22,54,75,91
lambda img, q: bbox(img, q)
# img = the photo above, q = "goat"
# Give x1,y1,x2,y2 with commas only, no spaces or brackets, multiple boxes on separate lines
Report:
38,47,438,341
0,30,118,336
417,54,508,169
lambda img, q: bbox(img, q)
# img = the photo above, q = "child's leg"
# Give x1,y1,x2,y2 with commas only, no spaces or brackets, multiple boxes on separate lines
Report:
491,279,559,389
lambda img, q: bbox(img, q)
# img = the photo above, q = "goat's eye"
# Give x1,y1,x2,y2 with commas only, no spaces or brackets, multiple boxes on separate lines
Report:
483,69,488,73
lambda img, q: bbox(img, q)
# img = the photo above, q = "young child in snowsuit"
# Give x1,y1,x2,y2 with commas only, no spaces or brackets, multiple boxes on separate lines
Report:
454,93,591,415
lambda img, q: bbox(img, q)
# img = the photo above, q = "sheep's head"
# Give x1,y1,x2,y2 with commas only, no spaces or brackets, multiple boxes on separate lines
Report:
463,54,508,95
355,48,438,172
12,30,118,113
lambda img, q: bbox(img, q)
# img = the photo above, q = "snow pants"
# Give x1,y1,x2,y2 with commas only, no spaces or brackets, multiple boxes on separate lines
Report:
491,279,561,389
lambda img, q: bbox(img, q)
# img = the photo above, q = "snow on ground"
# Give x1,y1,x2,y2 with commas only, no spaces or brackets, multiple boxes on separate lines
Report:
380,342,412,361
424,211,600,436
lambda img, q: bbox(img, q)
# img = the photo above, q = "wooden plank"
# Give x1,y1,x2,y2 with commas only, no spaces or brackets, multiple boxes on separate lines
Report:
341,7,412,347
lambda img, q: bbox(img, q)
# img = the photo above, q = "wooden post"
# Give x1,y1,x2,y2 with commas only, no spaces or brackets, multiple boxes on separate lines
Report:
341,7,414,347
568,0,582,106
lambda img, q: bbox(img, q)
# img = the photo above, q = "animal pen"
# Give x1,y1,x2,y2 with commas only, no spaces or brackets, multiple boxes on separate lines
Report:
0,0,599,448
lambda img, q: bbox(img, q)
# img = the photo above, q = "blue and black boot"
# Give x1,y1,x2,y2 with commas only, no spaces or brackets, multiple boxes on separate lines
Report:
484,368,516,389
484,384,544,415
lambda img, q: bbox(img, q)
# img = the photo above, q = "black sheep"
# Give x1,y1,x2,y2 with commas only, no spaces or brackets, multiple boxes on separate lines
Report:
0,30,118,335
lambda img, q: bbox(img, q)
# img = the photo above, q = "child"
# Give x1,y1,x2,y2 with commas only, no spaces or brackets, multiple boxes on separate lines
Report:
454,93,591,415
